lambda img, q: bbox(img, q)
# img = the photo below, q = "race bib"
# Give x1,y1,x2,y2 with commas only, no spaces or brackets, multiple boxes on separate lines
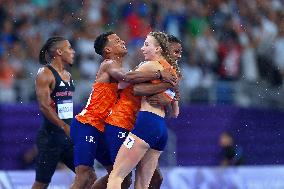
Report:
163,89,176,100
123,135,135,149
57,100,73,119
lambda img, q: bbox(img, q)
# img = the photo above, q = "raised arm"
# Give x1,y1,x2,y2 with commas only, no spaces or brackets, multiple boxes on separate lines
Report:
35,68,70,135
105,60,177,85
124,69,176,85
170,100,180,118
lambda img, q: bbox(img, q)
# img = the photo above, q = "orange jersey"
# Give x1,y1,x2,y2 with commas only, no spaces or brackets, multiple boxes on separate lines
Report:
150,60,178,105
105,85,141,131
76,82,118,132
152,59,177,84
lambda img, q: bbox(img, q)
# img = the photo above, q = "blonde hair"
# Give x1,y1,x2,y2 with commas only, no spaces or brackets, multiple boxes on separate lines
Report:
149,31,181,77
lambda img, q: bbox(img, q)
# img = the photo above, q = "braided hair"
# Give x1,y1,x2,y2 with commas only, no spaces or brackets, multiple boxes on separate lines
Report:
149,32,181,77
39,36,66,65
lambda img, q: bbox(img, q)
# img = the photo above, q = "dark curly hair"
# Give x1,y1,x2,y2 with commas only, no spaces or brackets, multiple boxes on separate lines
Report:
94,31,114,56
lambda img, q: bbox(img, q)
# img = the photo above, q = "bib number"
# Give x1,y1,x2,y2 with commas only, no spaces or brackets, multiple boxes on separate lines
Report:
57,100,73,119
123,135,135,149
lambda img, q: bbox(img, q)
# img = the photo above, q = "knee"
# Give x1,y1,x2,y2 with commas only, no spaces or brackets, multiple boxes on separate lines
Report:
75,167,95,183
108,171,124,186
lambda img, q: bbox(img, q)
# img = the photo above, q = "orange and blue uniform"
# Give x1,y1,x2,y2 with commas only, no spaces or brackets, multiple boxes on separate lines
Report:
76,83,118,132
70,82,118,167
104,85,141,163
152,59,177,101
129,60,177,151
105,85,141,131
105,60,176,163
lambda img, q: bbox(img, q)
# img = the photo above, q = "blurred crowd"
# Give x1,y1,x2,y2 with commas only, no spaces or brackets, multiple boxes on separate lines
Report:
1,0,284,109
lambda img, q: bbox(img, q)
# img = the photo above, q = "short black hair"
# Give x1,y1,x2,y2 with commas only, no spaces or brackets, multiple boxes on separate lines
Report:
168,34,181,44
94,31,114,56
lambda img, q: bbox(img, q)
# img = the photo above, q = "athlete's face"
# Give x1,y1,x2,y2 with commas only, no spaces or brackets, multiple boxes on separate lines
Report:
106,34,127,55
59,40,75,65
169,42,182,62
141,35,160,61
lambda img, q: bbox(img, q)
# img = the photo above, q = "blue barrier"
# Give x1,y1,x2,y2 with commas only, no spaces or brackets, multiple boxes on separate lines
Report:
1,103,284,169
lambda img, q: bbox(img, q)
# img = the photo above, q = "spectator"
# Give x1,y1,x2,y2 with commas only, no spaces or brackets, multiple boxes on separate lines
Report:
219,131,244,166
0,0,284,109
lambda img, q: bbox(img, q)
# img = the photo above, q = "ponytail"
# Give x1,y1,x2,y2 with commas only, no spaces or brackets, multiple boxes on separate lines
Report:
150,32,182,77
39,44,48,65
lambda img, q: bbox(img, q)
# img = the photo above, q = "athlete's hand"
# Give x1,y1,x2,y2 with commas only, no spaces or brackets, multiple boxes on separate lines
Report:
160,68,177,86
147,93,172,106
173,85,181,101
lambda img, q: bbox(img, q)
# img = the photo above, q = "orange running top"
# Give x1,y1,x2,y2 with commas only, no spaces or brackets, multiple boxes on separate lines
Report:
152,59,177,84
76,82,118,132
105,60,176,131
105,85,141,131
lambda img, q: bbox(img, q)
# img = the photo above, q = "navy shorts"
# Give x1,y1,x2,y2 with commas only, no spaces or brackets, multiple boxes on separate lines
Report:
131,111,167,151
104,123,129,163
35,125,74,183
70,118,111,167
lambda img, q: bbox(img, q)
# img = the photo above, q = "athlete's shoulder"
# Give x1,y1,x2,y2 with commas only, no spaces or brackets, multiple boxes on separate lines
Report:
136,60,162,71
36,66,52,78
35,66,54,85
100,59,118,70
141,60,159,65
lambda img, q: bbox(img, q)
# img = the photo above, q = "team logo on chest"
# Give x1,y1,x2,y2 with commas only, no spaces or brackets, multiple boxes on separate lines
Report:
59,81,65,86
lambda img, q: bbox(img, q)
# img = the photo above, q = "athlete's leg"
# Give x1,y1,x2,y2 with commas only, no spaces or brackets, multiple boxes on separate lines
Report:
92,124,133,189
149,164,163,189
92,124,132,189
61,138,75,172
122,173,133,189
91,166,112,189
71,165,97,189
32,130,62,189
91,166,132,189
31,153,60,188
31,182,48,189
134,149,162,189
107,133,149,189
70,119,101,189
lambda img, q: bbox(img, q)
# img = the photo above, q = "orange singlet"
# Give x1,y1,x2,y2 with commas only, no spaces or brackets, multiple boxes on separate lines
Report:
152,59,177,84
105,85,141,131
75,82,118,132
105,60,176,131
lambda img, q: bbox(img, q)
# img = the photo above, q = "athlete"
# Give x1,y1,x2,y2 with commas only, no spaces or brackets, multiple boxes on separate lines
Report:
92,62,174,189
70,31,176,189
93,34,183,189
107,32,181,189
32,37,75,189
148,34,182,188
